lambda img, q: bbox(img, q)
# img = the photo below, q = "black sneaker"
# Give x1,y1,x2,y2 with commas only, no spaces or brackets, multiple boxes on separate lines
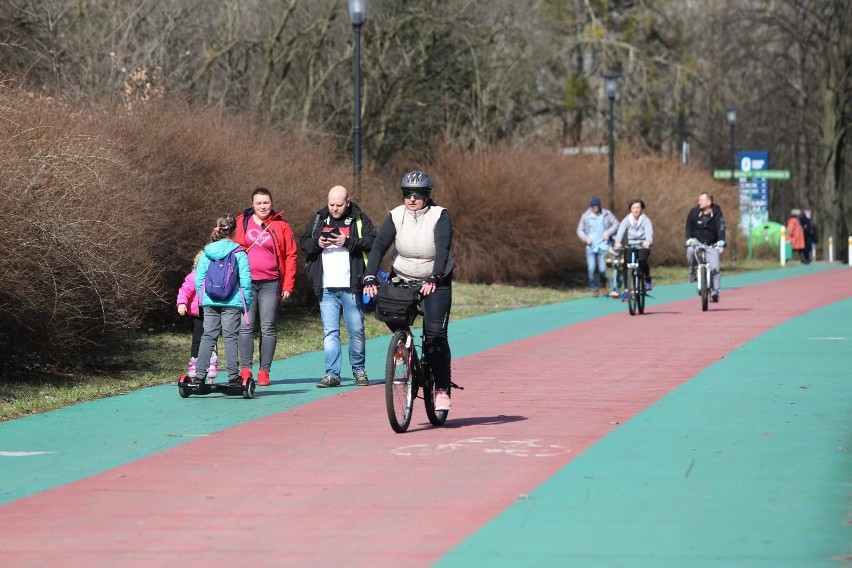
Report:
711,292,719,303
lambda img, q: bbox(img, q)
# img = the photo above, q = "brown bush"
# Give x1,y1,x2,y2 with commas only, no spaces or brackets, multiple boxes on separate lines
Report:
415,145,736,284
99,98,380,308
0,87,161,367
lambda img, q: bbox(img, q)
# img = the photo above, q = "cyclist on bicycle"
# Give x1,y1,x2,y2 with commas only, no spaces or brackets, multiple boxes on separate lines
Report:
685,192,726,303
613,198,654,301
363,171,455,411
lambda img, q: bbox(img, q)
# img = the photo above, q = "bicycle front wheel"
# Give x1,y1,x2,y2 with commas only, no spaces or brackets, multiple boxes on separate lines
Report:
385,330,417,433
699,265,709,311
626,267,637,316
638,271,646,314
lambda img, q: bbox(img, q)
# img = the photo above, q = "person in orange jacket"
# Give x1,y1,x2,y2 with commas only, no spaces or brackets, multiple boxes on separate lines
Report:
786,209,806,262
233,187,298,386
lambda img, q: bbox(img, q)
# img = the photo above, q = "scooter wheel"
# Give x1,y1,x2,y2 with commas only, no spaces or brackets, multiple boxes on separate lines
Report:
242,378,256,399
178,374,191,398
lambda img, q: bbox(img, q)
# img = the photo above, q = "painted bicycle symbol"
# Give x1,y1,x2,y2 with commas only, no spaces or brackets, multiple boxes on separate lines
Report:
391,436,571,458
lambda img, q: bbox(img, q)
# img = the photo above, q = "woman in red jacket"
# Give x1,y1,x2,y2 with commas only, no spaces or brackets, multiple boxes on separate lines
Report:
234,187,298,386
786,209,806,262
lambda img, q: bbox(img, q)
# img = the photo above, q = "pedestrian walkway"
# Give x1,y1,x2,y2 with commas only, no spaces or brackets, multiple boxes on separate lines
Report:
0,264,849,567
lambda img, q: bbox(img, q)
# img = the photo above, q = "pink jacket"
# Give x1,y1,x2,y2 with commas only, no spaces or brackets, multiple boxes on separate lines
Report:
176,270,202,317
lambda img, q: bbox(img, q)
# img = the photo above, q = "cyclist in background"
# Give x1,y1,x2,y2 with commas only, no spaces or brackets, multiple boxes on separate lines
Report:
363,171,455,411
685,192,726,303
613,199,654,301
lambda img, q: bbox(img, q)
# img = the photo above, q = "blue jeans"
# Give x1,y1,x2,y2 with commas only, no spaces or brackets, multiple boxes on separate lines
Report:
585,247,608,290
320,288,366,378
239,279,280,372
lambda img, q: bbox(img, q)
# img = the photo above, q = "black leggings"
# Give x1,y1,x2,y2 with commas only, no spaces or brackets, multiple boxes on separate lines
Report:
622,248,652,284
422,279,452,391
190,316,204,358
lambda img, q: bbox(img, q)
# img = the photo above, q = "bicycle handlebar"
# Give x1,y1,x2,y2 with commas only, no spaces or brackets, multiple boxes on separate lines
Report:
685,239,721,249
389,276,425,289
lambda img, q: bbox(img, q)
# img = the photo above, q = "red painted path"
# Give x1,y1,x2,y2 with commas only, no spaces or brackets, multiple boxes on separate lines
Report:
2,269,850,566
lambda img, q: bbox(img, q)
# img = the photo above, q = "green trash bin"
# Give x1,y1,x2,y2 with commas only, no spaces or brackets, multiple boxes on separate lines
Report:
749,222,788,260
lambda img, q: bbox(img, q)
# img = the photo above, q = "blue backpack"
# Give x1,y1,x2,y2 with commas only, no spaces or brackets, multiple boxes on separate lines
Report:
204,247,241,301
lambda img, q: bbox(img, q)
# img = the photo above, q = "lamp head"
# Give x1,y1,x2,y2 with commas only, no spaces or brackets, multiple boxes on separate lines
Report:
602,70,621,100
348,0,366,26
726,105,737,125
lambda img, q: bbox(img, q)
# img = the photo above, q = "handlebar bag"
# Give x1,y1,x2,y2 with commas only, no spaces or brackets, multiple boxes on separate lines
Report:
375,282,418,327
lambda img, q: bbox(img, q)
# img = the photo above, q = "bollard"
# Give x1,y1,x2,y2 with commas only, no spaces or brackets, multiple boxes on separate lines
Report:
848,236,852,267
829,236,834,263
780,227,786,266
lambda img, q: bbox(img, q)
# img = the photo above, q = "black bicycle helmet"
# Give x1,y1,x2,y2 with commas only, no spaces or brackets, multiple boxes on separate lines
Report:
400,170,433,193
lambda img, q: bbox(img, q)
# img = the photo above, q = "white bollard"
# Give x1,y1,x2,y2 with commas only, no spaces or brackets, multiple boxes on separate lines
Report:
829,236,834,263
780,228,787,266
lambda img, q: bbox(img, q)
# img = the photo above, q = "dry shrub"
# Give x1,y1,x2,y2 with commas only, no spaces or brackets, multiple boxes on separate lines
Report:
415,144,736,284
97,99,365,306
0,86,161,368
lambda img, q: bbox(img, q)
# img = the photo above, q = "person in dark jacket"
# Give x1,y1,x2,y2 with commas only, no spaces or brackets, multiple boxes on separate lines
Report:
299,185,376,387
685,192,726,302
799,206,818,263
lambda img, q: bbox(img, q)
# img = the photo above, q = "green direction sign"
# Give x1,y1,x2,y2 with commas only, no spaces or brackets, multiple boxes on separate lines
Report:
713,169,790,180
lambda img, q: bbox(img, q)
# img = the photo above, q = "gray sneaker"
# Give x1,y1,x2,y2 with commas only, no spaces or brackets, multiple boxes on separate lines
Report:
354,370,369,386
316,375,341,388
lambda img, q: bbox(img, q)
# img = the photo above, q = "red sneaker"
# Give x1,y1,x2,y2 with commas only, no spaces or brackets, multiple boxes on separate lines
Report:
239,367,253,383
257,369,270,386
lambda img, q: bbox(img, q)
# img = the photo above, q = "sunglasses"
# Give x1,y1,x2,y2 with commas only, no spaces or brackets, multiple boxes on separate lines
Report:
402,190,428,200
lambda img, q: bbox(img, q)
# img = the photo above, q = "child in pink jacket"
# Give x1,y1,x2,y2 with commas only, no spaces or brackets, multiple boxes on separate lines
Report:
176,251,218,381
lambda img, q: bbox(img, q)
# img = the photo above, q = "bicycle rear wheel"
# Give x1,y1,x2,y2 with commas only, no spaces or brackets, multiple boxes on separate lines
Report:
423,370,449,426
385,330,417,433
638,270,646,314
699,265,709,311
626,267,637,315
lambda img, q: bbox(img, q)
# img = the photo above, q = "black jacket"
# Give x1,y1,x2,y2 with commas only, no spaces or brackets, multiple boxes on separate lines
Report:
685,204,726,245
298,202,376,296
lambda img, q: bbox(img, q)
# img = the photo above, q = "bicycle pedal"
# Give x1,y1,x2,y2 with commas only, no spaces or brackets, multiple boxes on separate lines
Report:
450,381,464,390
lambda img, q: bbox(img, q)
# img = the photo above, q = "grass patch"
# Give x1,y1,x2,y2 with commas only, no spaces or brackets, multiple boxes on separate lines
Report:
0,260,777,421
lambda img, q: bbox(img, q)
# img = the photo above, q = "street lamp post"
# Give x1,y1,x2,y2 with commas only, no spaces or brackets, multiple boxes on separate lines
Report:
602,71,621,211
349,0,366,199
726,105,737,263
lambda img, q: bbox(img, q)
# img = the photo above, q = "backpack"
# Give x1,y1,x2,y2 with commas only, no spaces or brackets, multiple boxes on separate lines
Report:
204,247,241,301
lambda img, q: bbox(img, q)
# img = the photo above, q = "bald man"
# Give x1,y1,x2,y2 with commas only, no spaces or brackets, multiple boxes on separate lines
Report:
299,186,376,387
